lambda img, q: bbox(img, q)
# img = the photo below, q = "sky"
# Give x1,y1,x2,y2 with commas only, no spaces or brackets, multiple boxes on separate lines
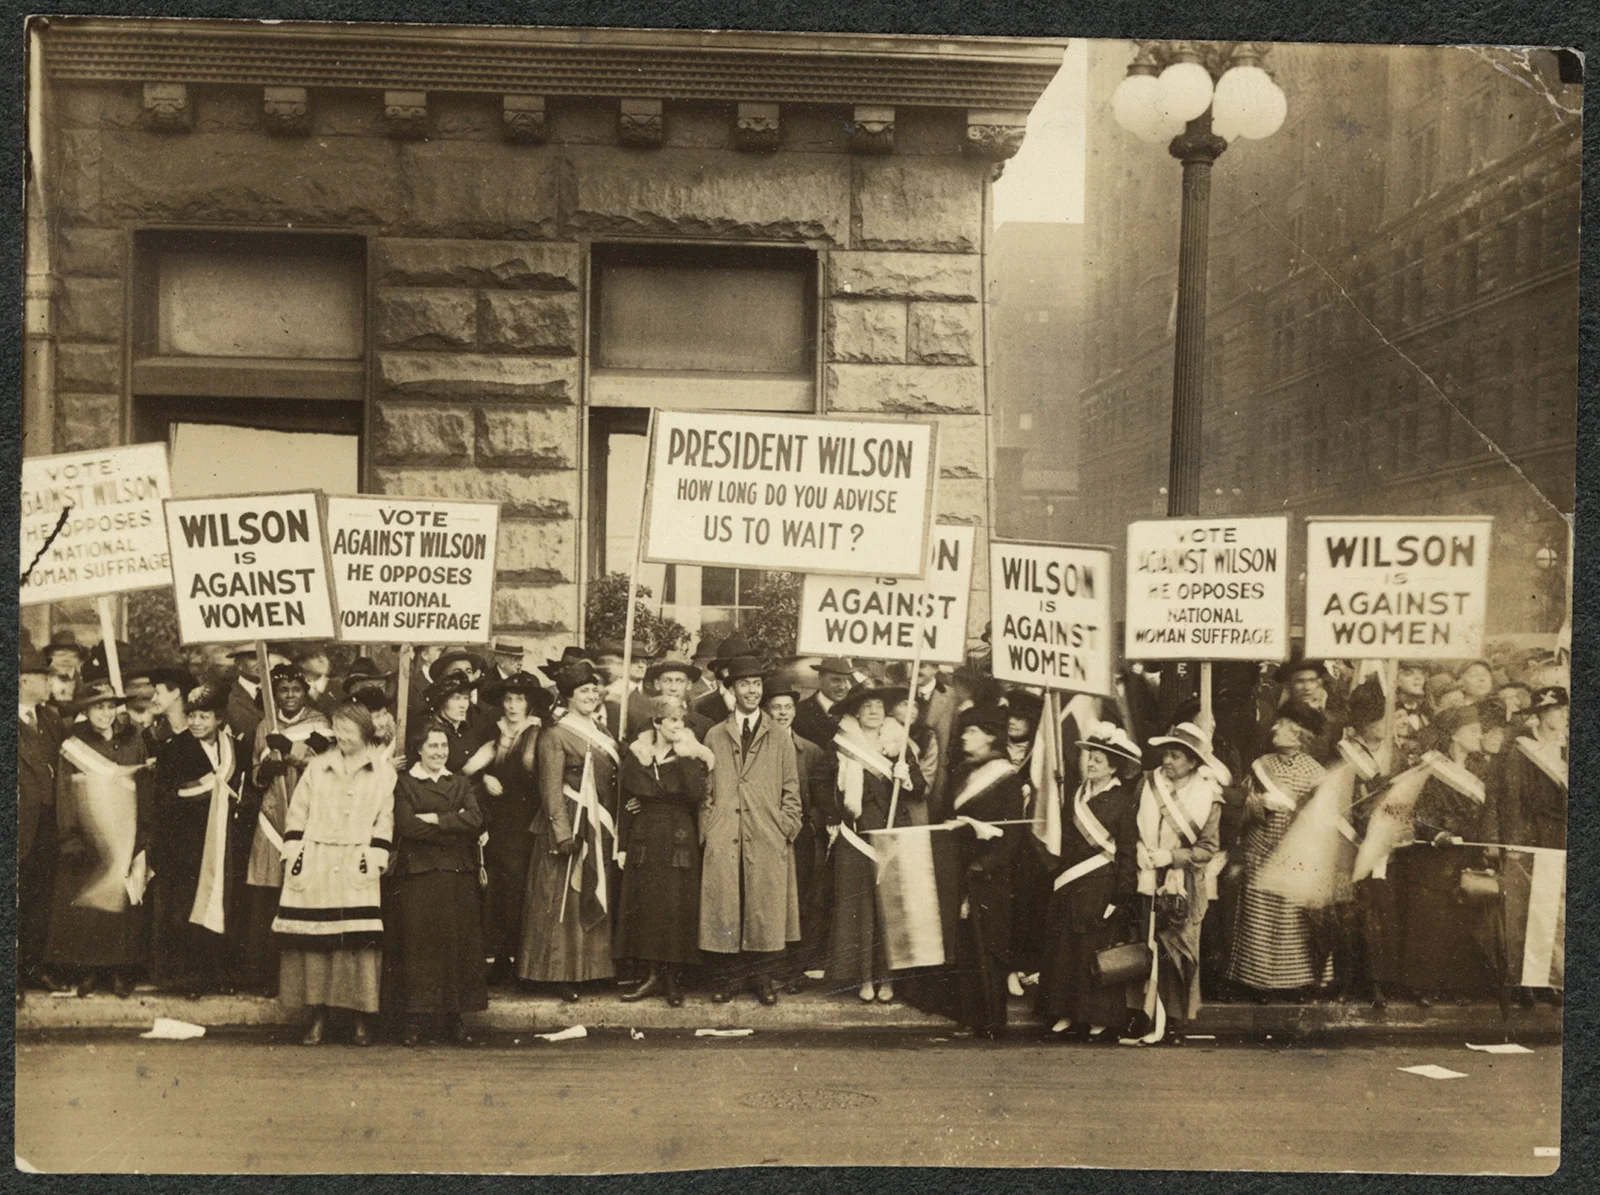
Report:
992,38,1088,226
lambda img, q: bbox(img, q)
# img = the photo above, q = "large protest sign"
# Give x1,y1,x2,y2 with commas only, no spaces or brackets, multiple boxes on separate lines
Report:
644,410,935,578
797,525,974,664
989,540,1114,695
1305,516,1492,659
164,491,336,643
20,443,173,605
326,496,499,644
1125,516,1290,661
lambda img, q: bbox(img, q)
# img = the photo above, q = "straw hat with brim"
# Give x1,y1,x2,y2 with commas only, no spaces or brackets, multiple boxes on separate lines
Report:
1148,722,1232,786
810,656,856,677
71,680,127,712
1075,722,1144,766
483,672,554,717
491,638,525,657
645,659,699,685
434,649,489,677
720,655,767,683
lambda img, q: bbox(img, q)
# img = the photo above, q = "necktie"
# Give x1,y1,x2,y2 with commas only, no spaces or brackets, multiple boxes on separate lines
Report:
741,715,755,755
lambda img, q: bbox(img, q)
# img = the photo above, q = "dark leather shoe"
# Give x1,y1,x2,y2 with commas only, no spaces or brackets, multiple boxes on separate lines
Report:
301,1016,325,1047
75,972,102,998
111,972,135,1000
711,989,733,1004
558,986,582,1003
620,973,663,1003
351,1019,372,1047
449,1017,474,1047
665,971,684,1008
756,980,778,1006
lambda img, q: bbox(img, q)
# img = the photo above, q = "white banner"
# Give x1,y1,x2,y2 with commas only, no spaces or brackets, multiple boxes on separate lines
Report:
1305,516,1492,660
164,491,336,644
644,410,935,578
326,496,500,644
1125,516,1289,661
797,526,974,664
20,443,173,605
989,540,1114,696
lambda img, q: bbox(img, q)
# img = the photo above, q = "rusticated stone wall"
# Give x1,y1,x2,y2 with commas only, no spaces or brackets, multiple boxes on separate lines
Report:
46,83,1006,654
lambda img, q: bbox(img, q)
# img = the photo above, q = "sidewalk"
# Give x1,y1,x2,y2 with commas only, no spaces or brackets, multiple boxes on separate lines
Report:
17,982,1562,1043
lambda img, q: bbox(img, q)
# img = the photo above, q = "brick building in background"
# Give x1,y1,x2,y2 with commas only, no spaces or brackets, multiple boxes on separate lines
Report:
1078,43,1578,636
23,19,1064,658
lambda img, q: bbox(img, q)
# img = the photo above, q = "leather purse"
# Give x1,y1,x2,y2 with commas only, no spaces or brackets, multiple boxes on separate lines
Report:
1091,941,1153,987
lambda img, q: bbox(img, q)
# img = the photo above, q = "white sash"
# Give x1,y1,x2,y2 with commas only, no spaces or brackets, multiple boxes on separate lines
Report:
833,732,896,781
563,751,615,913
1251,758,1299,814
61,735,145,782
1421,750,1487,804
950,758,1018,813
1054,852,1112,891
1055,782,1117,892
1337,737,1383,781
176,735,237,935
1149,768,1202,846
558,711,620,766
1516,736,1568,792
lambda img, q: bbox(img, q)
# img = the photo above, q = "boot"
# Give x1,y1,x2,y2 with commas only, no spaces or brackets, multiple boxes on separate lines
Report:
351,1013,372,1047
664,967,684,1008
301,1008,326,1046
621,967,663,1003
402,1016,422,1048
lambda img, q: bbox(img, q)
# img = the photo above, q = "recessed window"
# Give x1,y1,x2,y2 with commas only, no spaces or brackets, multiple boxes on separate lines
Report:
155,248,364,359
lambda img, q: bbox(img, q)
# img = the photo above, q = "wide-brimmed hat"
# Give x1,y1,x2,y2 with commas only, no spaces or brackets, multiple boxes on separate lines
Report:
434,648,488,677
810,656,857,677
1531,685,1569,711
645,659,699,685
45,631,89,664
1276,657,1330,684
423,672,475,710
483,671,554,717
1075,720,1143,766
490,637,526,658
720,655,767,683
836,684,896,719
1148,721,1231,786
1272,699,1326,738
957,700,1010,743
543,645,593,673
71,679,128,712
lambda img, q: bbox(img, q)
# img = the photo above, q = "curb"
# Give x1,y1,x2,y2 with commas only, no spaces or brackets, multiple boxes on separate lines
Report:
16,987,1562,1041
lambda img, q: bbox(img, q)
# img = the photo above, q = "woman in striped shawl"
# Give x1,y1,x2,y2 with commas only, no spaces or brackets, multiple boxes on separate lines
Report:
1226,701,1328,999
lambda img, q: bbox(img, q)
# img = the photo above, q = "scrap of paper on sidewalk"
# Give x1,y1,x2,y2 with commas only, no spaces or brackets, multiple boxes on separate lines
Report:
695,1029,754,1038
1467,1043,1534,1055
140,1018,206,1041
534,1025,587,1042
1398,1065,1468,1080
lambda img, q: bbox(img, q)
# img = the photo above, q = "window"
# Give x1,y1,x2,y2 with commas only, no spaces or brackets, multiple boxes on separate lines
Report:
589,243,817,411
131,232,367,496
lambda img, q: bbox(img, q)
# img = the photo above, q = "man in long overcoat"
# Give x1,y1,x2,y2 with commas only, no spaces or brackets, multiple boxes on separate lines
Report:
700,656,802,1004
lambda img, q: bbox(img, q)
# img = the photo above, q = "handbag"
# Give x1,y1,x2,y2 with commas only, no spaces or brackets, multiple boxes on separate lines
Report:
1092,941,1154,987
1457,868,1501,903
1154,889,1190,933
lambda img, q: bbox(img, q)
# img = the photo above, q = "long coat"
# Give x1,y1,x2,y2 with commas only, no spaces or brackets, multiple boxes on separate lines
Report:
614,739,708,965
700,712,802,954
18,705,64,977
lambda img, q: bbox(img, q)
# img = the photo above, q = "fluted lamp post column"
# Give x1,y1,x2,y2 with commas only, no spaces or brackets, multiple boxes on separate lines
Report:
1112,41,1288,518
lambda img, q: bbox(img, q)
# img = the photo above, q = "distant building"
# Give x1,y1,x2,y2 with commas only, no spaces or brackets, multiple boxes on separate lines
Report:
1078,43,1578,636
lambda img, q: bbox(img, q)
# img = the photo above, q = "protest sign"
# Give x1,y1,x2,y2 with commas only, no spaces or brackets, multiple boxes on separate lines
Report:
325,496,500,644
797,525,974,664
1305,516,1492,659
1124,516,1290,661
20,443,173,605
644,410,935,578
989,540,1114,695
164,491,336,643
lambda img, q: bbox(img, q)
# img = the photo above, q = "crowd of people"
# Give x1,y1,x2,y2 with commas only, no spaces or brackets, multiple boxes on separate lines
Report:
17,626,1568,1046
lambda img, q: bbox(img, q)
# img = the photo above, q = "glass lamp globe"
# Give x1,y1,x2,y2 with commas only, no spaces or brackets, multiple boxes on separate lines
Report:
1112,71,1172,143
1157,60,1215,123
1213,64,1288,139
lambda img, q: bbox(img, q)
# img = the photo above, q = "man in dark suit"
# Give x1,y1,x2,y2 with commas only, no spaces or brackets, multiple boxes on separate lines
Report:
18,646,67,991
792,656,855,750
645,660,714,741
914,662,958,819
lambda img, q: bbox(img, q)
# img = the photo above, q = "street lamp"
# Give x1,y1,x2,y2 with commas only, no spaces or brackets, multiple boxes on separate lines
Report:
1111,41,1287,517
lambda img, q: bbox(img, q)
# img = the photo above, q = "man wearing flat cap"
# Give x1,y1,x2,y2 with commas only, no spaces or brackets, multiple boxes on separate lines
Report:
700,655,803,1004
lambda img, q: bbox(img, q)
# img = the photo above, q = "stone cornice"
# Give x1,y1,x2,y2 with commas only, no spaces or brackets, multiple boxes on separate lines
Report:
40,18,1064,112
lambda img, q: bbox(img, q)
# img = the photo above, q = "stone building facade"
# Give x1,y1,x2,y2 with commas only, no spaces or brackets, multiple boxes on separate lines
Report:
24,19,1064,658
1076,44,1579,636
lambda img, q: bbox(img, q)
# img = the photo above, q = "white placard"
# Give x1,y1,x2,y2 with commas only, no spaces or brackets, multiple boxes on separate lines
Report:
644,410,935,578
326,496,500,644
797,526,975,664
989,540,1114,696
164,491,336,644
1124,516,1290,661
1305,517,1492,660
20,443,173,605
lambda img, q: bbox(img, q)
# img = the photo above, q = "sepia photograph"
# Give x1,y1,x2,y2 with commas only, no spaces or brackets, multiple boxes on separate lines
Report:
10,11,1580,1177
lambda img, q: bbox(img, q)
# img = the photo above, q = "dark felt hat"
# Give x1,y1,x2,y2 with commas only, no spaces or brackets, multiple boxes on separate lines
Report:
1002,689,1044,726
957,700,1010,743
434,648,489,678
543,645,593,673
645,659,699,685
1273,699,1327,738
270,662,307,688
483,671,555,718
422,672,475,711
1346,678,1387,730
1433,704,1481,738
1276,657,1331,684
70,679,127,713
1531,686,1569,711
20,646,50,675
553,659,604,697
720,655,767,683
343,657,394,692
45,631,89,663
810,656,856,677
184,680,231,715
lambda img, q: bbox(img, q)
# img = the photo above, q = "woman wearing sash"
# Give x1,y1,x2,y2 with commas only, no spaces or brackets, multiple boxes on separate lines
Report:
1128,721,1229,1046
827,686,924,1003
613,696,715,1006
152,681,247,997
1498,685,1567,1006
518,657,620,1001
273,702,397,1047
45,680,155,998
1037,722,1143,1042
1226,701,1328,999
1339,680,1404,1007
241,664,332,997
462,672,551,985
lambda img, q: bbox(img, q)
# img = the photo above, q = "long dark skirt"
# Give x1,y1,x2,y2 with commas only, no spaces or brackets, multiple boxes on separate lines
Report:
1357,875,1405,987
613,805,703,967
239,884,282,993
18,812,58,981
46,851,148,971
1007,842,1050,977
382,869,488,1015
1039,888,1132,1027
958,863,1014,1034
481,794,533,964
1399,846,1496,996
828,837,889,987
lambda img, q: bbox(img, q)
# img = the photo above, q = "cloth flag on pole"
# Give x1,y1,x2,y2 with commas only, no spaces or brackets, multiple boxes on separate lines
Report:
60,738,143,914
1029,691,1065,858
1256,762,1358,908
1502,847,1566,990
870,828,946,971
563,753,612,929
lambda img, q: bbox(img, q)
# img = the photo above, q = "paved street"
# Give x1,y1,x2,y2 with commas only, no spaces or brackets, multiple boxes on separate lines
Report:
16,1030,1560,1175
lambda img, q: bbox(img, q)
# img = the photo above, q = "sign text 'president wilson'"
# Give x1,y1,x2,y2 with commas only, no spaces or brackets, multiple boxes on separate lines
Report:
164,491,336,644
1304,516,1492,660
645,411,935,578
989,541,1114,696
